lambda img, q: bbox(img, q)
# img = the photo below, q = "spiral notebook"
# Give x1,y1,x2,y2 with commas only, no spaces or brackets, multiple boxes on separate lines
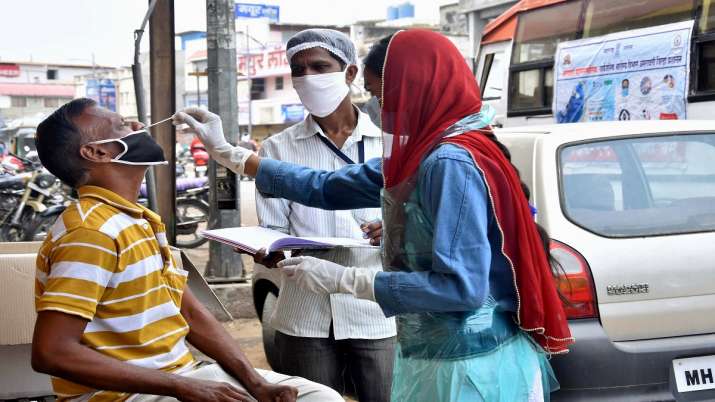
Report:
201,226,374,254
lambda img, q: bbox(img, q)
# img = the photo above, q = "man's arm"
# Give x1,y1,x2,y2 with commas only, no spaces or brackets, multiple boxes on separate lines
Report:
31,311,252,401
181,288,298,402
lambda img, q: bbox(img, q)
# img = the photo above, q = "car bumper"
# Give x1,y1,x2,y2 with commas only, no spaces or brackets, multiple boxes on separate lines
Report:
551,319,715,401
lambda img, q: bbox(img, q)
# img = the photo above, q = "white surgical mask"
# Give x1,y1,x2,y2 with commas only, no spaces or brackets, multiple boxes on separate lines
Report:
292,71,349,118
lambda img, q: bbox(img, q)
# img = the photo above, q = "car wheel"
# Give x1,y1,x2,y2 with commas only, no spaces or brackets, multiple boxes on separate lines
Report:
260,291,282,371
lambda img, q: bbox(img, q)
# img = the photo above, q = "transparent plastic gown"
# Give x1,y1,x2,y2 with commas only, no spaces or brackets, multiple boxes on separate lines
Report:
380,110,559,402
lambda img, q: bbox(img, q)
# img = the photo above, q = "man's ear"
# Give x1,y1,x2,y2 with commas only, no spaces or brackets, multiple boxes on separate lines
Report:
79,143,120,163
345,65,358,85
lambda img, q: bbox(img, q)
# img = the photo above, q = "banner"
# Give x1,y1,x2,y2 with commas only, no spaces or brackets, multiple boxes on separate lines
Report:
281,104,305,123
553,21,693,123
0,64,20,78
86,79,116,112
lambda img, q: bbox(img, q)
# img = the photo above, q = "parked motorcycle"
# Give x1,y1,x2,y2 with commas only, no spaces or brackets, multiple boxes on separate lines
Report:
0,167,28,239
0,153,66,242
5,158,210,247
139,176,210,249
175,178,210,248
190,137,209,177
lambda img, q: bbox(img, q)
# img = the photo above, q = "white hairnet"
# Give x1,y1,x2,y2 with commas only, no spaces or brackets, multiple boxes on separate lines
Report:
286,29,357,66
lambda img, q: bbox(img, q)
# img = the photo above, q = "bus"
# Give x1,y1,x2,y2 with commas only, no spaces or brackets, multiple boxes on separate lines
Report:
475,0,715,127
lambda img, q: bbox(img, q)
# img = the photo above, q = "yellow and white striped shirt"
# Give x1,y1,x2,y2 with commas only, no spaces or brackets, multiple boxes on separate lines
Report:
35,186,195,401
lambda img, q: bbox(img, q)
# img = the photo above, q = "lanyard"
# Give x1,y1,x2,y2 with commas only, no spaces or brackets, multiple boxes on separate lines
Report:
316,134,364,164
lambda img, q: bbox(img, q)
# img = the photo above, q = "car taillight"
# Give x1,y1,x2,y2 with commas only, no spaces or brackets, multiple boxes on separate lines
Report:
550,240,598,319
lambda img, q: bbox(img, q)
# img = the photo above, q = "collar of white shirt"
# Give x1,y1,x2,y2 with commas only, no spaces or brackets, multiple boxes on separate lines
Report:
293,105,382,142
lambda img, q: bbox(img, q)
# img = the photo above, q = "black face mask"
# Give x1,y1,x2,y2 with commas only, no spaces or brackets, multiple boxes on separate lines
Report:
88,130,168,166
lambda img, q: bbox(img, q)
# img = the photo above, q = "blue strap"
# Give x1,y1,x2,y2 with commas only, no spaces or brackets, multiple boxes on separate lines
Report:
316,134,364,164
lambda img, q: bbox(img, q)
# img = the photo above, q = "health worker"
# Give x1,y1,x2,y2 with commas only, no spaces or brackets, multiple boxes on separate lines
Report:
173,29,573,402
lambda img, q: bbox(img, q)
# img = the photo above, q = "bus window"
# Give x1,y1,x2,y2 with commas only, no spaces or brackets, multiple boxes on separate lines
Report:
481,52,505,100
698,41,715,92
695,0,715,94
701,0,715,33
509,1,581,114
512,2,581,64
583,0,695,38
545,68,554,106
510,69,542,109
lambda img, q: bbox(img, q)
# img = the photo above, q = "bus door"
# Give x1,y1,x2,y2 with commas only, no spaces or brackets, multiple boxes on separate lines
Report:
476,41,510,127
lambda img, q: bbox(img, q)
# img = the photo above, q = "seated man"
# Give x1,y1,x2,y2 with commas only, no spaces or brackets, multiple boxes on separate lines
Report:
31,98,343,402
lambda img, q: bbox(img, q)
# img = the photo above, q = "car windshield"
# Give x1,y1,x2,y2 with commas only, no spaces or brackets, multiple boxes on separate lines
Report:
559,132,715,237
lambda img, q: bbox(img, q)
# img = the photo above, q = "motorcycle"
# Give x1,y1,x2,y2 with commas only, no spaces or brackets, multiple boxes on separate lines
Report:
190,137,209,178
0,153,65,242
12,163,210,247
0,166,28,238
138,176,210,249
174,178,210,248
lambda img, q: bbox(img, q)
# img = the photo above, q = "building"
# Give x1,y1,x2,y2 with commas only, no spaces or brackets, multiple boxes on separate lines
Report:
73,50,185,124
458,0,518,65
0,61,113,124
441,3,469,35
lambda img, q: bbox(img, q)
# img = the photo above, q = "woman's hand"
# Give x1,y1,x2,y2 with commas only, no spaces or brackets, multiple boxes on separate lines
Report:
278,256,345,294
173,107,257,176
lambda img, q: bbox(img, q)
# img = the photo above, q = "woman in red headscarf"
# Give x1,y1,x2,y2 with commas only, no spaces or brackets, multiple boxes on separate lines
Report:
177,29,573,402
358,30,572,401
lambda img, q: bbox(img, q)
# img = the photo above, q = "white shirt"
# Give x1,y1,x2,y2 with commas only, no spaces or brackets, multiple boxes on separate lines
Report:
256,108,396,340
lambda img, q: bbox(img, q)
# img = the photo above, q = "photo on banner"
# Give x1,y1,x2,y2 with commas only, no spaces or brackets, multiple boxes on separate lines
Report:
553,20,694,123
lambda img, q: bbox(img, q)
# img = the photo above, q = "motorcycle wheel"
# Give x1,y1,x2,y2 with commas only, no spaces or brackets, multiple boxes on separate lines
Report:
23,212,60,242
175,198,209,249
1,209,35,242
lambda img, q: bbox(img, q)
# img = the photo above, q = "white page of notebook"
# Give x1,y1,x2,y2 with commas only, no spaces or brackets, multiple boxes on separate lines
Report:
201,226,374,254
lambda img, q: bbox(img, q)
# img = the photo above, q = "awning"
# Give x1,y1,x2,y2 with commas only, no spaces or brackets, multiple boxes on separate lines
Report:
0,83,76,97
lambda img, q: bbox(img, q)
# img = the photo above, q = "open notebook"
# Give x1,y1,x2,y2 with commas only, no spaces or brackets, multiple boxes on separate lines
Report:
201,226,375,254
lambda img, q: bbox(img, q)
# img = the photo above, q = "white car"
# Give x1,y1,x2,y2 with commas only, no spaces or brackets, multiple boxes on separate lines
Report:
498,120,715,401
253,120,715,401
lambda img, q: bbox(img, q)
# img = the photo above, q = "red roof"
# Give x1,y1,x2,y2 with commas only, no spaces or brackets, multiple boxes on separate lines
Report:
0,83,76,97
482,0,567,44
187,50,208,62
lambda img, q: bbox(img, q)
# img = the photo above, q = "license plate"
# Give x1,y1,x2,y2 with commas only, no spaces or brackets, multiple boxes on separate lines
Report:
673,355,715,393
195,166,207,172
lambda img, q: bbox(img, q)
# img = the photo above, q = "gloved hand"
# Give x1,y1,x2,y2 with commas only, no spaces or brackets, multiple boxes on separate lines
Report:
172,107,255,175
278,256,378,301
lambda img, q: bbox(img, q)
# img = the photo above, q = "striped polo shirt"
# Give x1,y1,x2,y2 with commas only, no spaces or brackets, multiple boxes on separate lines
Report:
35,186,195,401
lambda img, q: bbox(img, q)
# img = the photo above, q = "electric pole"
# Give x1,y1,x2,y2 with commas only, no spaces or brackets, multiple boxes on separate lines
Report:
205,0,243,280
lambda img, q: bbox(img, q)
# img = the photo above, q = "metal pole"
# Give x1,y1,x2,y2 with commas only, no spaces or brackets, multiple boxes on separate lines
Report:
206,0,243,280
132,0,159,212
195,65,201,106
245,25,252,137
149,0,177,244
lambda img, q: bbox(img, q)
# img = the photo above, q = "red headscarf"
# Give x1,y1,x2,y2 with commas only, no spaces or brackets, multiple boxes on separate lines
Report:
381,30,573,354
